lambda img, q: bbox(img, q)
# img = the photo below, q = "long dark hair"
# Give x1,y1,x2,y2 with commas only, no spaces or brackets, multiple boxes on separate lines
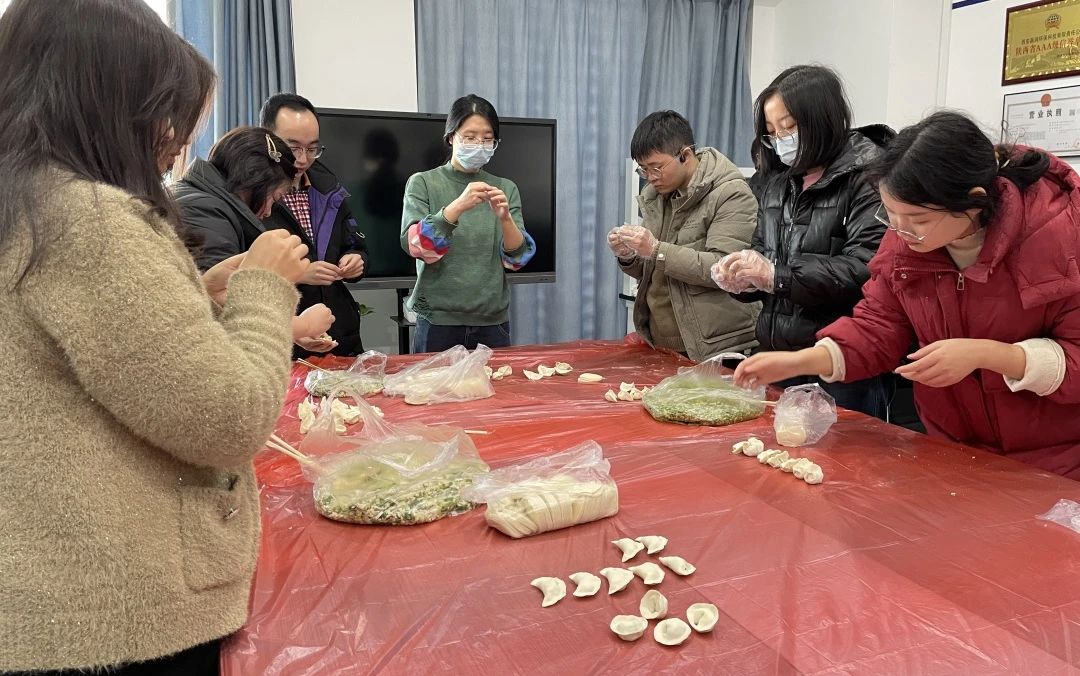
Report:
0,0,216,284
208,128,297,213
754,65,852,176
865,111,1051,225
443,94,501,146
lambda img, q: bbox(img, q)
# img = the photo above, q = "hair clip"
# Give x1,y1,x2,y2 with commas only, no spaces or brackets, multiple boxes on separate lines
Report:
266,134,282,163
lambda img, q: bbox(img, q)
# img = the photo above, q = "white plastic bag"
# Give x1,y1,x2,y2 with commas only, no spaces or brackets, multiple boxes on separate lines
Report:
462,441,619,538
773,383,837,447
304,350,387,398
382,344,495,405
1037,499,1080,535
298,387,489,525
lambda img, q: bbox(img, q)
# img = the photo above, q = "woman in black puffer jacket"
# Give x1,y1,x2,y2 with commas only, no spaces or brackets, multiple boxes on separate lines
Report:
713,65,894,418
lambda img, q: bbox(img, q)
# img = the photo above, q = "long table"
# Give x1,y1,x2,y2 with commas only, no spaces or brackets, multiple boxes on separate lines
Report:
222,340,1080,675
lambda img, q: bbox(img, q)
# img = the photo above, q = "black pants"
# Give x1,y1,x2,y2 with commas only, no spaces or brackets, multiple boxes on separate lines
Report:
412,318,511,353
5,640,221,676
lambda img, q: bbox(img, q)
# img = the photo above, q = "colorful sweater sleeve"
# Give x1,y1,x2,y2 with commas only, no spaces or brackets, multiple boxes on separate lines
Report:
401,173,456,264
500,182,536,270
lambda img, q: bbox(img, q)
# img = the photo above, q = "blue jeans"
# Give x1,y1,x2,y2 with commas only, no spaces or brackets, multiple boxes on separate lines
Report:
776,374,894,421
412,318,512,353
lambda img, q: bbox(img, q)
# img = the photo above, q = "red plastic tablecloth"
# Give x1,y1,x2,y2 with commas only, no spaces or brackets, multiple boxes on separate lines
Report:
222,340,1080,675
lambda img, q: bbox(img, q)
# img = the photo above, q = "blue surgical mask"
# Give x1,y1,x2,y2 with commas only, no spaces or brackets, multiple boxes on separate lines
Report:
455,145,495,171
774,132,799,166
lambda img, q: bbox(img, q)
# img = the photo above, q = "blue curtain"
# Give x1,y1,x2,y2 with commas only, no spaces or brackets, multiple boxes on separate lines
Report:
416,0,754,346
169,0,296,159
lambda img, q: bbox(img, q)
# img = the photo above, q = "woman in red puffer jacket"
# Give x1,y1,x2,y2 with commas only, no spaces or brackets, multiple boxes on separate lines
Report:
734,110,1080,479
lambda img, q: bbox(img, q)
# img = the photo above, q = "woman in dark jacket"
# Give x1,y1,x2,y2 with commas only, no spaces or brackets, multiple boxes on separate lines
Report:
734,112,1080,478
173,127,337,353
712,65,893,418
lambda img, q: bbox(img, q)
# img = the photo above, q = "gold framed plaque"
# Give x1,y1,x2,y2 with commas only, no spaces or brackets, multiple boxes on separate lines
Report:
1004,0,1080,85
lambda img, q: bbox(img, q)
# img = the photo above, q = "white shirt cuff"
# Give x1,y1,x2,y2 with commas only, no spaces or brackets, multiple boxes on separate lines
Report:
1004,338,1065,396
815,338,846,383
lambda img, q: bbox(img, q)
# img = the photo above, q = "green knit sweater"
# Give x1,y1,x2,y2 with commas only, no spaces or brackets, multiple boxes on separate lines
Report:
400,163,535,325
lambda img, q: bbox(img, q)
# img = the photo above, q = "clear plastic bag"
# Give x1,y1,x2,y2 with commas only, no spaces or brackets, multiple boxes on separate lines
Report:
1037,499,1080,535
304,350,387,398
642,353,766,426
298,386,489,525
773,383,837,447
463,441,618,538
382,344,495,405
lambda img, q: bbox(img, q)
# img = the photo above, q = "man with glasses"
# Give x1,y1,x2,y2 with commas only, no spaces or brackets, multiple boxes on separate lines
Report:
260,93,369,356
607,110,759,360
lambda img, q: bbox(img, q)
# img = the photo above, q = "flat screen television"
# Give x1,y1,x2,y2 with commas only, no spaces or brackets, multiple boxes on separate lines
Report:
316,108,557,289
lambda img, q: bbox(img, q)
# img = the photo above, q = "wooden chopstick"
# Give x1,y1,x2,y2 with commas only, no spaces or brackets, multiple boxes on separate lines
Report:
266,434,321,469
296,358,332,374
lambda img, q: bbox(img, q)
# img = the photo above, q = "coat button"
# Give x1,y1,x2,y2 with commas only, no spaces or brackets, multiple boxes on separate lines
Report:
224,507,239,521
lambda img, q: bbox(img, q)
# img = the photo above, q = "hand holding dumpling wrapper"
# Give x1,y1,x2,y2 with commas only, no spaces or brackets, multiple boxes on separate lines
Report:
643,353,766,426
298,385,489,525
464,441,619,538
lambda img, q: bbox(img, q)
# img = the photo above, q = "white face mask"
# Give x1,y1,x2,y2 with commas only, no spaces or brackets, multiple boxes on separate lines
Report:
774,131,799,166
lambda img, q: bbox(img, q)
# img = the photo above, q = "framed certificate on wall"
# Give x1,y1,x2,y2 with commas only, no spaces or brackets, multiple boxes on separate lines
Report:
1002,85,1080,156
1004,0,1080,85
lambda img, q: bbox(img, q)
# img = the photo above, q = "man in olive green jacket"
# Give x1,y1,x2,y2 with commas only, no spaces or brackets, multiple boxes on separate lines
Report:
609,110,760,361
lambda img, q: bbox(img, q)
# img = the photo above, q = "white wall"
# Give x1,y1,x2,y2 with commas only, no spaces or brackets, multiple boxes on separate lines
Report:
749,0,947,131
292,0,418,354
292,0,417,112
945,0,1080,158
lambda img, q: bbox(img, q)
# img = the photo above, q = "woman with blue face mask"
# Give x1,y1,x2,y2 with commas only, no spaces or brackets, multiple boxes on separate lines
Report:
401,94,536,352
711,65,895,419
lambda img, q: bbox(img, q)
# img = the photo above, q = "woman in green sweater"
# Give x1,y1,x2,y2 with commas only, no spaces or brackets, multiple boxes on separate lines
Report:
401,94,536,352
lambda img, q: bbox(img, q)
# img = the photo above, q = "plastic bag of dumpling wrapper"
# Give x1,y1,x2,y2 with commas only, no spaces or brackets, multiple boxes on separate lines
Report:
643,353,766,426
462,441,618,538
382,344,494,405
298,386,488,525
773,383,837,447
304,350,387,398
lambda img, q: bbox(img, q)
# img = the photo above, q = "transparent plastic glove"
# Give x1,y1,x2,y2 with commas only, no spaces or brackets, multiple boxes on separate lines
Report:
614,225,659,259
607,227,636,259
726,249,775,292
710,252,756,293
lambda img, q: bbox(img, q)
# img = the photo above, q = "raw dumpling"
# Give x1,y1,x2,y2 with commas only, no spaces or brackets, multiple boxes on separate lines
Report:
635,535,667,555
604,390,619,403
732,437,765,457
612,537,645,562
530,577,566,607
779,457,800,473
599,567,635,595
554,362,573,375
803,462,824,485
653,618,692,646
569,572,601,597
766,450,791,468
629,561,665,585
758,449,783,464
578,373,604,383
658,556,696,576
610,615,648,641
639,589,668,620
791,458,815,479
686,603,719,633
537,364,557,377
524,370,543,381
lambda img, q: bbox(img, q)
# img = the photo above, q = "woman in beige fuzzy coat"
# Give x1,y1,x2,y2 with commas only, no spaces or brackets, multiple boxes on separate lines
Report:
0,1,310,674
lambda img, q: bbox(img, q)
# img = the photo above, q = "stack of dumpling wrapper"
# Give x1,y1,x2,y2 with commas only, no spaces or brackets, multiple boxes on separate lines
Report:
463,441,618,538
